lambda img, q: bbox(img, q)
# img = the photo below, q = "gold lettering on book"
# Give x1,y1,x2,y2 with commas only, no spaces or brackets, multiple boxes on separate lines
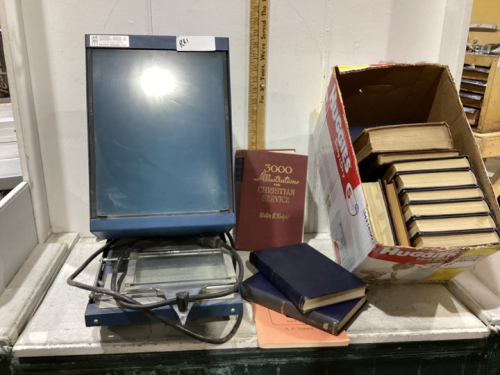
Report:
273,213,290,220
255,164,300,204
254,172,300,184
262,195,290,203
259,212,290,221
253,164,299,184
257,186,295,196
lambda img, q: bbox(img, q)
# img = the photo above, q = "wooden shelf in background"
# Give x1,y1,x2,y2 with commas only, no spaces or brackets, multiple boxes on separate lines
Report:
465,53,496,68
474,130,500,158
465,54,500,133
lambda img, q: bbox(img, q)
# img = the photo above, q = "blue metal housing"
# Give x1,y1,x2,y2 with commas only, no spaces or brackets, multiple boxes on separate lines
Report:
90,213,236,240
85,294,243,327
85,34,236,239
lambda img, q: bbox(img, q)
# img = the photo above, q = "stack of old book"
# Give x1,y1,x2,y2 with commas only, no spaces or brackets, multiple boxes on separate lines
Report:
354,122,500,248
242,243,367,348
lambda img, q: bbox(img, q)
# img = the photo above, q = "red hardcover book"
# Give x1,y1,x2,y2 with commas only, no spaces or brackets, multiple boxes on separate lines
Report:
235,150,308,250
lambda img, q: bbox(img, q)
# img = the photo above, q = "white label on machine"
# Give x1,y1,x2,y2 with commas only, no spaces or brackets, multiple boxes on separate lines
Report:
176,36,216,51
90,35,129,48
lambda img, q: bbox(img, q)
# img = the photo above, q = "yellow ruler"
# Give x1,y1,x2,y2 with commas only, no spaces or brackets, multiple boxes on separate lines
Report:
248,0,269,150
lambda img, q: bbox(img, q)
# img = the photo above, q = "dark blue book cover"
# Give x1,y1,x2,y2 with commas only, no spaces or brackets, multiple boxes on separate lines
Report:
249,243,366,312
242,273,366,335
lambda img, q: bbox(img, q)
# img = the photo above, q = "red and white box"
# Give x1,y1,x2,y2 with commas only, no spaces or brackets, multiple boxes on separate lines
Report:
312,63,500,283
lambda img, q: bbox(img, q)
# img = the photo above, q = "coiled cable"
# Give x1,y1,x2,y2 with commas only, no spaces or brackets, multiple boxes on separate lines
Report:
67,234,243,344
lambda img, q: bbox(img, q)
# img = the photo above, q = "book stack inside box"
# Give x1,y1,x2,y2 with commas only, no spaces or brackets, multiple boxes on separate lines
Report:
242,243,367,348
354,122,500,249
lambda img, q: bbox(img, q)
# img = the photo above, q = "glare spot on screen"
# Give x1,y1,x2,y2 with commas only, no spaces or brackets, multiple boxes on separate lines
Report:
140,67,175,97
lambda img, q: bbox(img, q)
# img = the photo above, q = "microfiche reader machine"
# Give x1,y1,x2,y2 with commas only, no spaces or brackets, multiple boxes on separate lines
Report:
67,34,244,343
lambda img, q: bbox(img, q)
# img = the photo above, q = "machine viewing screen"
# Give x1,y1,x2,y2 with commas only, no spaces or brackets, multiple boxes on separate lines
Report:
90,49,232,218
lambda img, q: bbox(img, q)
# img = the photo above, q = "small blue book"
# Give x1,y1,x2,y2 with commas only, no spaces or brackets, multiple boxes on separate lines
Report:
249,243,366,313
242,273,366,335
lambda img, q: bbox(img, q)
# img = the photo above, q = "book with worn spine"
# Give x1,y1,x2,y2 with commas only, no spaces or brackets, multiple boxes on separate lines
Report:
393,170,478,194
363,181,396,246
382,180,410,246
353,122,454,164
235,150,308,251
412,230,500,248
359,149,460,181
400,187,484,206
403,199,490,222
242,273,366,335
382,156,471,182
408,215,497,239
249,243,366,313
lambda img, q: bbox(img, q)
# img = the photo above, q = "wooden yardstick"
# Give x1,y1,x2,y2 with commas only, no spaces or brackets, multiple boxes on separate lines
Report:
247,0,269,150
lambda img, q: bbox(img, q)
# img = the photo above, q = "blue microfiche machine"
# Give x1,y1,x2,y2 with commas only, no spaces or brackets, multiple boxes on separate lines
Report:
67,35,244,343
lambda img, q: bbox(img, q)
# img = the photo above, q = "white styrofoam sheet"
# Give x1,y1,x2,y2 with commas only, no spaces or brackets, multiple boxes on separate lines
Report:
0,104,21,188
13,235,487,357
0,182,37,295
0,232,79,347
447,268,500,327
0,103,16,143
0,157,22,190
0,143,20,159
0,103,14,122
469,250,500,296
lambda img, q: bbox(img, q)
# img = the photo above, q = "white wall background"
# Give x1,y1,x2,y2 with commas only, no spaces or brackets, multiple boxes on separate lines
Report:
19,0,472,236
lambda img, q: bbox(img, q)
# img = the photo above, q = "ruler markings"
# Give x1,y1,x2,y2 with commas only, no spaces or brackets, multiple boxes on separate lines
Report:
248,0,269,150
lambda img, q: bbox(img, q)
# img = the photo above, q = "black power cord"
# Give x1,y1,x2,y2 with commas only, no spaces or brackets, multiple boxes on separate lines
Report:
67,233,244,344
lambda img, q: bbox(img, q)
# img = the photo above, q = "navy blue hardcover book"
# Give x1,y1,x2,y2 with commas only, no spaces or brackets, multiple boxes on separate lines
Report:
242,273,366,335
249,243,366,313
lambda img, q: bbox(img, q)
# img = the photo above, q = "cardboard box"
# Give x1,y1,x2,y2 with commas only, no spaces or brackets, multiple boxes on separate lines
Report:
312,63,500,283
